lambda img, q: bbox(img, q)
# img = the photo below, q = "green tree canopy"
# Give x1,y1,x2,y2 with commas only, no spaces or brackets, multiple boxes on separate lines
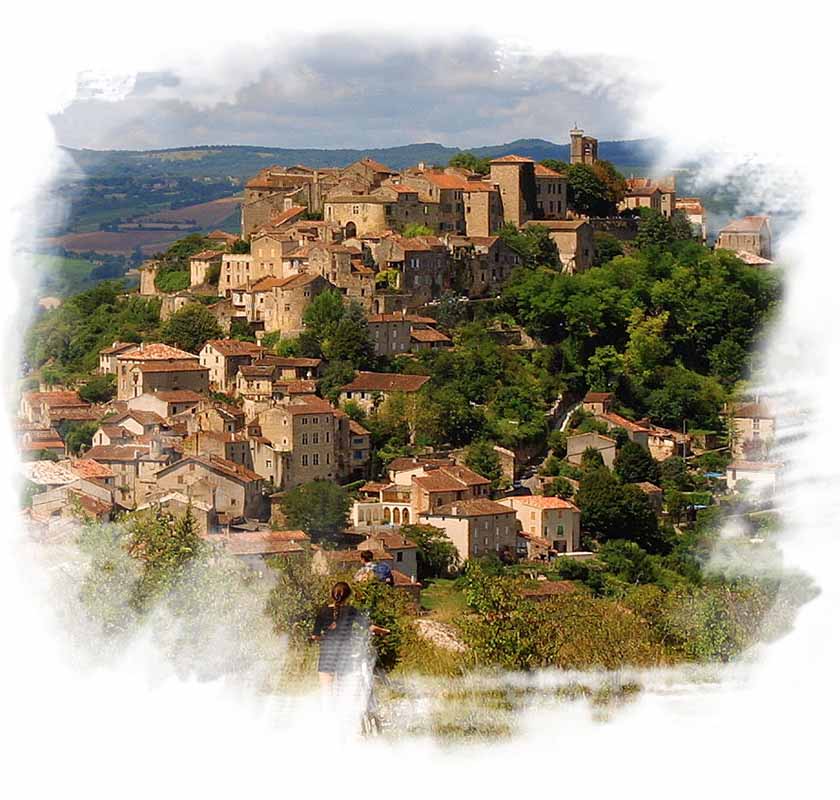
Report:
614,440,661,485
401,524,459,579
278,480,351,537
464,440,503,490
448,152,491,175
161,303,223,353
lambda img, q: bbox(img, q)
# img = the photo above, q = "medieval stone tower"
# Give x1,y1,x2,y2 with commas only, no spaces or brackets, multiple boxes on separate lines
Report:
570,126,599,165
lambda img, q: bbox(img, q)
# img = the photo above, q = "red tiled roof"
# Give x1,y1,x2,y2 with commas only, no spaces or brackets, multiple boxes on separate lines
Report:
148,390,203,403
258,356,322,369
99,342,136,356
160,454,262,483
349,420,370,436
284,397,337,416
426,499,515,517
274,379,318,395
583,391,613,402
720,215,769,234
85,444,149,462
489,154,535,164
388,456,453,472
24,390,87,409
732,402,773,419
507,495,580,511
205,339,265,357
534,163,564,177
410,328,451,343
117,343,198,362
137,360,209,374
597,411,650,434
266,206,307,228
67,459,115,480
340,371,430,393
367,313,437,324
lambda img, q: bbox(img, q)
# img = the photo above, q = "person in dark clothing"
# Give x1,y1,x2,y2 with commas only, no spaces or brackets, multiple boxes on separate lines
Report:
311,581,388,692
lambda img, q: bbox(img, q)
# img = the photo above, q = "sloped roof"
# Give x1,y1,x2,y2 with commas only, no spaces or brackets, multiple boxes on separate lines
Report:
117,343,198,362
720,215,769,233
205,339,265,357
426,499,515,517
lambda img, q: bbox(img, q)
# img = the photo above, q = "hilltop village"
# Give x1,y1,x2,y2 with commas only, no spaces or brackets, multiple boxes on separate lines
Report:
17,127,788,672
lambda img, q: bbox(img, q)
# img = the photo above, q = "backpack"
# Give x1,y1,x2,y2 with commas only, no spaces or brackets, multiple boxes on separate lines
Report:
372,561,394,585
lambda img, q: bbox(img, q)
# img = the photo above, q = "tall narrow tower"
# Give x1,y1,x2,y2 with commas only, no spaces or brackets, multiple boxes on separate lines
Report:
570,125,598,165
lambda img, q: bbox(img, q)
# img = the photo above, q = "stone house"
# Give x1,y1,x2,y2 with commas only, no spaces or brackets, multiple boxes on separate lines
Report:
189,250,223,287
19,390,90,426
138,262,160,296
619,185,663,215
369,234,451,308
726,461,781,496
366,312,439,357
410,464,492,519
154,455,265,520
348,419,371,477
115,343,205,401
534,163,568,219
98,342,136,374
419,499,519,563
632,482,664,515
250,396,348,491
324,184,440,239
446,235,520,298
582,391,614,415
566,432,618,469
386,456,455,484
249,273,330,336
488,155,537,228
527,220,594,273
339,371,430,414
218,253,258,294
200,339,265,393
84,442,171,508
136,492,217,536
675,197,708,241
729,400,775,460
20,428,66,460
127,390,203,420
308,242,375,309
595,411,650,449
410,327,452,351
498,494,581,554
715,216,772,259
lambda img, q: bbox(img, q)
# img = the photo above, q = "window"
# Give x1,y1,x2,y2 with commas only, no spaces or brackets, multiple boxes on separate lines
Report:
396,552,403,562
313,453,320,466
302,433,308,445
301,454,308,466
302,417,308,424
325,431,330,443
312,432,319,444
326,453,331,464
266,460,272,469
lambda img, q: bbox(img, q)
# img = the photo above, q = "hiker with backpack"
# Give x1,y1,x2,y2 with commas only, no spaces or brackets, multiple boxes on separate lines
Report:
354,549,395,586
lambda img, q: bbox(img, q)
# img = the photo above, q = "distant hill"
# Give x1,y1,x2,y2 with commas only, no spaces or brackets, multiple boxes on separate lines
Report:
60,138,661,180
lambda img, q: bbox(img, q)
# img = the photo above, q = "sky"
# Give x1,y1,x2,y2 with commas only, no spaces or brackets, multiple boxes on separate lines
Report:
49,36,644,151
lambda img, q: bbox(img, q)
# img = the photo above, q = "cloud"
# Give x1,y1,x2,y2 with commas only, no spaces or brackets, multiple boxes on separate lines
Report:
50,36,641,150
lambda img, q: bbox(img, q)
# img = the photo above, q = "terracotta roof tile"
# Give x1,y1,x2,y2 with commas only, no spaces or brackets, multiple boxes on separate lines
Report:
340,371,429,394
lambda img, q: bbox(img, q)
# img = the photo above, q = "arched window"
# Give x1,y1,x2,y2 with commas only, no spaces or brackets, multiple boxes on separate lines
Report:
402,508,410,524
383,507,392,524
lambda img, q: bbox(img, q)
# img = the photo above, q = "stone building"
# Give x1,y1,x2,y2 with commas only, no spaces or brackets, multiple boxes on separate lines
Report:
308,243,375,308
138,262,160,296
729,400,775,460
715,216,772,259
366,312,439,357
498,494,581,554
154,455,265,520
446,235,520,297
200,339,266,393
534,163,568,219
218,254,256,294
527,220,594,273
570,126,599,165
619,185,663,215
84,442,171,508
624,177,676,217
114,344,204,401
250,396,348,491
488,155,537,228
339,371,430,413
367,234,451,308
249,273,331,337
419,499,519,563
189,250,223,287
566,432,618,469
98,342,136,374
127,390,203,419
410,464,492,519
324,185,440,238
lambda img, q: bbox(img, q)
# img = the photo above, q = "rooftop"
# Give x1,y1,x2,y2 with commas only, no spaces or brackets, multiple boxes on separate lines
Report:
340,371,430,394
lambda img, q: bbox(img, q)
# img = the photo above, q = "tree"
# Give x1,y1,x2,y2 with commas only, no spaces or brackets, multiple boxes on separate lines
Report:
544,476,574,498
575,468,660,549
277,480,351,538
79,373,116,404
400,524,459,579
161,303,223,353
402,223,435,237
585,345,623,392
464,440,503,490
448,152,490,175
593,233,624,267
635,207,678,248
614,440,661,484
302,291,375,369
230,239,250,254
566,164,614,216
61,421,98,456
499,222,559,268
580,446,605,472
229,318,256,342
623,308,671,383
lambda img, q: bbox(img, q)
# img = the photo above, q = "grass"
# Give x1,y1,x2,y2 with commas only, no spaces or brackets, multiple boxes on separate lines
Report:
420,578,467,621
